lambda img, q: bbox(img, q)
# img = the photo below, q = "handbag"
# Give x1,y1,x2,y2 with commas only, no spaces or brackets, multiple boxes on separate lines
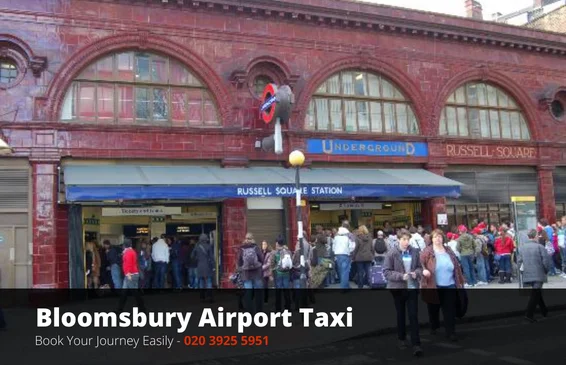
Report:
454,288,468,319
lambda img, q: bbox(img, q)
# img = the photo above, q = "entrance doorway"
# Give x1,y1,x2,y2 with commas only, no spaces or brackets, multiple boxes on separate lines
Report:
309,201,424,235
79,204,220,288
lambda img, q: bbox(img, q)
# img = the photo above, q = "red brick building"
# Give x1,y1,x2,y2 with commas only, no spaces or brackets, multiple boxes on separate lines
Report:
1,0,566,288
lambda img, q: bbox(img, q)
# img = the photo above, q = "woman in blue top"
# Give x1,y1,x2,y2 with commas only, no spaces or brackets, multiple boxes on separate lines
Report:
420,229,465,342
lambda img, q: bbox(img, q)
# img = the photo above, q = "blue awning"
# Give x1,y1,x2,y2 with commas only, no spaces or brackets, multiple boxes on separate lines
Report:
63,164,463,202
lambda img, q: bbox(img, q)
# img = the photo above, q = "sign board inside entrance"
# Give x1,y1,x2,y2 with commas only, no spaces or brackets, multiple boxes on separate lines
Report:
437,213,448,226
102,206,182,216
319,202,383,211
170,212,217,220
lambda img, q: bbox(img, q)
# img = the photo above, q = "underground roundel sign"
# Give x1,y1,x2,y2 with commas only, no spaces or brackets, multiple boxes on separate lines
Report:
260,83,278,124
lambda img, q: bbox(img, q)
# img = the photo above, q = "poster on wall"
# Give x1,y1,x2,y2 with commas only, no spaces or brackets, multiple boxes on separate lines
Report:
437,213,448,226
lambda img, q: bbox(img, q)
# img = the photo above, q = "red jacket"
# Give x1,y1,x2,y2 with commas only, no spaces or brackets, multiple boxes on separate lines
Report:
494,236,514,255
122,248,139,275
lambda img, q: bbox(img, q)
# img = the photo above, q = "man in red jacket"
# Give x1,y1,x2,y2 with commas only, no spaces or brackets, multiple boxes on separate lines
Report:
118,239,146,312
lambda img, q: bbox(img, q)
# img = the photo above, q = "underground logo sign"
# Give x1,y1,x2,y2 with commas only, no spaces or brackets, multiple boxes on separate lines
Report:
261,83,278,124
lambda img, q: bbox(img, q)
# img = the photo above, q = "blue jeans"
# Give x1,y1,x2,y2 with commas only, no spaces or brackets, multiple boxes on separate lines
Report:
274,274,291,311
499,255,511,273
153,262,168,288
111,264,122,289
476,255,489,283
171,260,183,289
198,276,213,289
243,278,264,313
560,247,566,272
460,255,476,286
275,274,290,289
335,255,351,289
122,273,140,289
187,267,198,288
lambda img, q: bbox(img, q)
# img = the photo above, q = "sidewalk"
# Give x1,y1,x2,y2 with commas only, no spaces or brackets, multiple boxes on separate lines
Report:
2,285,566,365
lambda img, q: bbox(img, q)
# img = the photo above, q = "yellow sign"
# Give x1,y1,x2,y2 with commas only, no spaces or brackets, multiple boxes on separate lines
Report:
301,199,307,207
511,196,536,202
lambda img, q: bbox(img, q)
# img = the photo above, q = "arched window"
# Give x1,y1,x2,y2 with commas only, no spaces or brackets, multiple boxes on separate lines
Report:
60,52,219,126
305,71,419,134
439,82,530,140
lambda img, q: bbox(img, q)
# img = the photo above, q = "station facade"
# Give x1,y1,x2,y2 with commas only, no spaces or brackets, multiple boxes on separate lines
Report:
1,0,566,288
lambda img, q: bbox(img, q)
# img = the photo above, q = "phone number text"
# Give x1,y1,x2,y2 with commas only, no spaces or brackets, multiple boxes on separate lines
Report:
183,336,269,346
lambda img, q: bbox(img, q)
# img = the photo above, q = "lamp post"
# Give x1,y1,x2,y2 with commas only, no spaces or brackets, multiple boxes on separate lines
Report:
288,150,306,289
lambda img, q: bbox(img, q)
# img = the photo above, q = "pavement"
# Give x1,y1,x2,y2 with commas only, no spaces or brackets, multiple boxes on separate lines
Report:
1,280,566,365
329,274,566,289
175,311,566,365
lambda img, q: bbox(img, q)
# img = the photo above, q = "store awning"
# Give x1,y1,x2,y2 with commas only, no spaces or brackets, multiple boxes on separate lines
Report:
63,164,463,202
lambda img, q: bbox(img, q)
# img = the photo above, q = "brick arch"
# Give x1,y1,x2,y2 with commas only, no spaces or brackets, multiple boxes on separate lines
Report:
294,55,426,133
431,68,539,140
44,32,233,122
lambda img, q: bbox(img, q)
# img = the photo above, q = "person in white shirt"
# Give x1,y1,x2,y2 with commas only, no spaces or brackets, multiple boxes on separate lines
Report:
151,235,170,288
333,222,355,289
445,232,461,261
409,226,426,251
558,216,566,278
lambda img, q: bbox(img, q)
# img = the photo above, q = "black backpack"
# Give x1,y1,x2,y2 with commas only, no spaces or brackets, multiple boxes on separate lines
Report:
374,238,387,254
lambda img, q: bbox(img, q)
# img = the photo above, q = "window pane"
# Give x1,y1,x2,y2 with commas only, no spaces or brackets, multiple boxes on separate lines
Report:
500,111,511,139
97,56,114,80
170,60,189,85
383,103,395,133
116,53,134,82
61,83,77,120
382,79,394,99
439,110,447,136
344,100,357,132
408,109,419,134
97,84,114,121
342,72,354,95
467,84,478,105
78,63,96,79
447,92,456,103
327,75,340,94
370,102,382,133
151,56,167,83
354,72,367,96
519,115,530,140
479,109,490,138
497,89,509,108
117,85,134,123
477,83,487,106
510,112,521,139
446,107,457,135
468,108,480,137
203,92,218,125
135,53,150,82
395,103,408,134
135,87,150,120
316,80,327,93
315,98,330,130
78,83,96,121
368,74,380,97
487,85,498,106
489,110,501,138
171,89,187,126
254,76,271,98
357,101,370,131
455,87,466,104
188,72,202,87
457,107,468,136
508,96,517,108
330,99,343,131
305,100,316,130
153,88,168,121
393,87,404,100
188,89,203,125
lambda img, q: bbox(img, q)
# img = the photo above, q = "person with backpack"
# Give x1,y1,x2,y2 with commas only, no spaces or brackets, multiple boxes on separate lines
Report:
409,226,426,252
191,233,215,302
237,233,264,313
271,237,292,311
374,230,388,263
261,240,274,304
333,222,356,290
471,228,489,286
456,225,477,288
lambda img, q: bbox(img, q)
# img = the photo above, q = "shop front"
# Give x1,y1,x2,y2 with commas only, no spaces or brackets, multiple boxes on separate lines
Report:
61,162,462,287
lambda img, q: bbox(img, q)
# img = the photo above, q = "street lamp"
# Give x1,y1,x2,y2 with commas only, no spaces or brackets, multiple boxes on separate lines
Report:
289,149,306,289
0,130,13,155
